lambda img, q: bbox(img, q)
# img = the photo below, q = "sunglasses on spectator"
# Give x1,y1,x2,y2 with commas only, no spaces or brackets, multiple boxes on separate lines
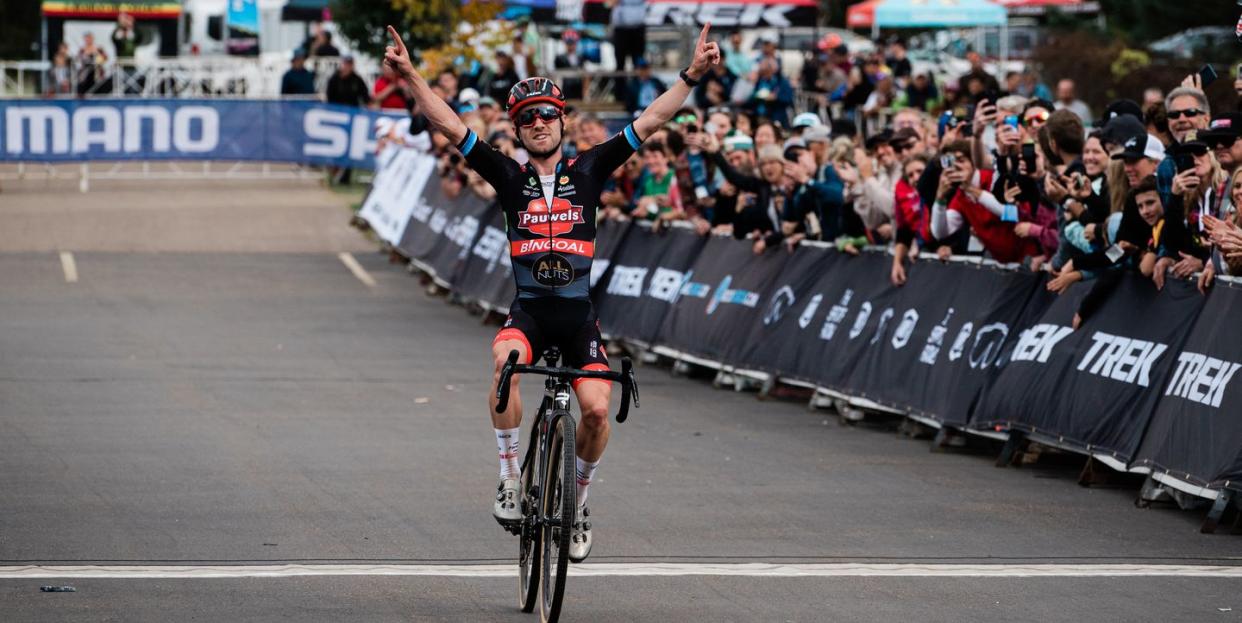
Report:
1023,110,1049,126
674,114,698,125
1168,108,1205,119
516,105,563,127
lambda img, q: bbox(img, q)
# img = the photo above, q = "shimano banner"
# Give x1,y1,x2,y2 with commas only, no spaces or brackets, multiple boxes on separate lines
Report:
0,99,402,167
1133,280,1242,493
971,274,1205,465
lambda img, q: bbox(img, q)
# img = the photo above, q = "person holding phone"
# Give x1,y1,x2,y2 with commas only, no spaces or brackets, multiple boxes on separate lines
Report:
929,140,1041,264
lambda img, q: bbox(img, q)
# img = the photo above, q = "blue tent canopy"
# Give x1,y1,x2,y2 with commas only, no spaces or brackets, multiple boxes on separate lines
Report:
874,0,1006,27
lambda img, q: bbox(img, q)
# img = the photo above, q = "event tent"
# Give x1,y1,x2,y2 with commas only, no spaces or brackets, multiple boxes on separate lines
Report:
846,0,1009,60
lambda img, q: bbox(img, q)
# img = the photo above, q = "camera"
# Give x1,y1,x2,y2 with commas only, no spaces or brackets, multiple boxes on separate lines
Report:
940,154,956,169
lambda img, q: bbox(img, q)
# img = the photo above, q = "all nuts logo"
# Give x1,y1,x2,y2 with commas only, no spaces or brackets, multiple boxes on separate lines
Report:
518,197,584,236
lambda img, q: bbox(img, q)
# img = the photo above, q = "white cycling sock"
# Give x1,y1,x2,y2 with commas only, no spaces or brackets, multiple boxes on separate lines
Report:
496,427,520,480
575,456,600,509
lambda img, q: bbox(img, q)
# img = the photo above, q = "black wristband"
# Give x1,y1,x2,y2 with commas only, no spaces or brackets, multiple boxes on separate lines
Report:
679,69,700,87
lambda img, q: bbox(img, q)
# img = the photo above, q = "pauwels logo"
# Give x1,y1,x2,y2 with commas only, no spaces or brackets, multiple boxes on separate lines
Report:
518,197,584,236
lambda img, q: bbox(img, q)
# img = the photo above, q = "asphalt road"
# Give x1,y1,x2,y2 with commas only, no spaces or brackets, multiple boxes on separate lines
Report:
1,180,1239,621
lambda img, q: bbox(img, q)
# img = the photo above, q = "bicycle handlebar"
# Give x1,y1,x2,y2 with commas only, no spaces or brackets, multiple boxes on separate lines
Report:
494,349,640,422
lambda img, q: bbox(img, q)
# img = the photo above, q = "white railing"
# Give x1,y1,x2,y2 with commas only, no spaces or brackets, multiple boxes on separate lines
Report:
1,56,381,99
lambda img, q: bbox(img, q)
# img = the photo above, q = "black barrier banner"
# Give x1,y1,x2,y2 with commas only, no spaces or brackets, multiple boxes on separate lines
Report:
971,274,1206,463
1133,280,1242,492
416,191,491,286
396,173,448,262
588,218,632,291
596,224,708,345
449,204,516,312
728,243,836,373
842,261,1046,427
655,235,789,364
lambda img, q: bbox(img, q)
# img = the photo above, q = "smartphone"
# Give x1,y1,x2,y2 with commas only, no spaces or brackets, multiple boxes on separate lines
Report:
940,154,957,169
694,185,710,200
685,124,699,134
980,90,999,108
1198,64,1219,88
1174,152,1195,173
1021,143,1037,172
1004,115,1020,130
1105,244,1125,263
703,121,717,136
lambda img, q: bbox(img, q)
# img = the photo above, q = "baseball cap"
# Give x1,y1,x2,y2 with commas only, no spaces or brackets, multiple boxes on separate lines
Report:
1111,133,1166,162
865,129,894,150
1198,112,1242,146
791,112,822,129
723,134,755,153
635,57,650,69
1101,114,1146,150
1094,99,1143,129
477,96,498,109
757,144,784,163
458,87,480,104
802,125,831,144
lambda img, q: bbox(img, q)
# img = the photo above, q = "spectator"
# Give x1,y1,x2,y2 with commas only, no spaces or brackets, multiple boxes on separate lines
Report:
1154,134,1221,285
624,58,666,115
695,52,737,109
702,135,789,248
609,0,647,71
631,142,685,223
1204,174,1242,277
75,33,107,95
372,63,412,109
902,73,940,112
280,51,316,96
850,130,901,240
477,96,501,127
50,42,72,95
310,30,340,57
1142,87,1165,113
754,35,782,74
486,53,521,103
1145,102,1172,147
1054,79,1091,124
753,122,780,150
436,70,461,110
1157,87,1211,203
1020,70,1052,101
958,50,999,96
1003,71,1022,96
886,40,912,83
326,56,370,107
111,11,137,60
930,139,1041,263
863,74,897,120
723,30,753,79
554,29,585,100
1202,112,1242,177
891,153,929,285
746,59,794,128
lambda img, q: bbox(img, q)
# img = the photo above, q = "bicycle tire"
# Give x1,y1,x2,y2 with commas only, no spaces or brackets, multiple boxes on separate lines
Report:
517,429,541,613
538,412,576,623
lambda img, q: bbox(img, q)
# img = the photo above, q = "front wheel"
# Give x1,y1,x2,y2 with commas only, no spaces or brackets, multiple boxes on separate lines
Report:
538,412,576,623
517,437,541,612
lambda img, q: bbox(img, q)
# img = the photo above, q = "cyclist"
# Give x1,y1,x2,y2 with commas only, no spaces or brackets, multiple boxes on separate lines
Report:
384,23,720,562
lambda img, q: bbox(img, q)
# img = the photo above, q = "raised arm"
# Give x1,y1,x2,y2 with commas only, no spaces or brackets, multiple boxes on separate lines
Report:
384,25,467,146
631,23,721,140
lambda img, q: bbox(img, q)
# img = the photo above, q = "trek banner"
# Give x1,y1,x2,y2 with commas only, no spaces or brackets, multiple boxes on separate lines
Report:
595,223,708,346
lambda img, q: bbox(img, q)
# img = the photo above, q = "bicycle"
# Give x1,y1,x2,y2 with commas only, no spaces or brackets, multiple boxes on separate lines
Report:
494,346,639,623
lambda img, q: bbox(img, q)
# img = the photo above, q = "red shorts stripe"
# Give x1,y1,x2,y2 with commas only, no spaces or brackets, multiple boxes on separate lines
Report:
572,362,613,390
493,328,533,364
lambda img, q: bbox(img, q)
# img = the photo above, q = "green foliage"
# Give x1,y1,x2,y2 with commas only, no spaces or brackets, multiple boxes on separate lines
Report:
330,0,458,61
0,1,42,59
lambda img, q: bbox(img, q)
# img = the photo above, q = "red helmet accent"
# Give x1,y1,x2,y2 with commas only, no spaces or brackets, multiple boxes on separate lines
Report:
506,77,566,119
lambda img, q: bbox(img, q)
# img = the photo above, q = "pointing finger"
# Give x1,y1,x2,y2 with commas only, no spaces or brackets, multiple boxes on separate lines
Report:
697,22,711,49
386,25,406,54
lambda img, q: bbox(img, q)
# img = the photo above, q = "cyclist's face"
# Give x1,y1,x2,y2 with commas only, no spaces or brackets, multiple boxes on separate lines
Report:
518,112,563,157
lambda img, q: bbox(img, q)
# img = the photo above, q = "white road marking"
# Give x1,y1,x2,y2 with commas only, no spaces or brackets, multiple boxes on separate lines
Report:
59,251,78,283
337,252,376,287
3,563,1241,579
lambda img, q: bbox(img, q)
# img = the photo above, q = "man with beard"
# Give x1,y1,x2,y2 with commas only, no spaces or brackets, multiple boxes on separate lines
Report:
384,23,721,563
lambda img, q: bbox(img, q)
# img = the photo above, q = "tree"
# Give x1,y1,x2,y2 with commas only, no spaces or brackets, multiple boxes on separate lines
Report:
331,0,458,61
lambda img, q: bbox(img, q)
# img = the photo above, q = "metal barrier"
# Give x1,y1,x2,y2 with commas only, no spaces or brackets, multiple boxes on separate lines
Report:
0,56,380,99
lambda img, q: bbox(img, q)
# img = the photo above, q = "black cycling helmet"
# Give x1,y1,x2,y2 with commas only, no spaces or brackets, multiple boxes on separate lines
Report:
506,77,565,120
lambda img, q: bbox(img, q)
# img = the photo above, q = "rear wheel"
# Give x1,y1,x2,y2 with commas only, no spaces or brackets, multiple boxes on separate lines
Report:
538,412,576,623
517,434,541,612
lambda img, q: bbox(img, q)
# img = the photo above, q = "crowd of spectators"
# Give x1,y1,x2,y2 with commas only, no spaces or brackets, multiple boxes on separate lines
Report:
374,26,1242,317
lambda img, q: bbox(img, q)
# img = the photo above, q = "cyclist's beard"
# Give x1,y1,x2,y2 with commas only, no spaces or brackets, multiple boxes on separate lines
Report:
521,121,563,159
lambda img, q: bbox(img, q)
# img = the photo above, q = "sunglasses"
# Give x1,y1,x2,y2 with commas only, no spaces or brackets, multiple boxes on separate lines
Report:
1168,108,1205,120
1023,110,1049,126
673,114,698,125
516,105,562,127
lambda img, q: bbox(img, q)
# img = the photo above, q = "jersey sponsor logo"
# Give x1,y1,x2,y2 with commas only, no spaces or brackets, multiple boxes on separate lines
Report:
518,197,585,236
511,237,595,257
531,253,574,288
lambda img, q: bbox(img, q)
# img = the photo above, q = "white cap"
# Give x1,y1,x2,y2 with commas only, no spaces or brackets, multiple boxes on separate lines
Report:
458,87,480,104
792,112,821,129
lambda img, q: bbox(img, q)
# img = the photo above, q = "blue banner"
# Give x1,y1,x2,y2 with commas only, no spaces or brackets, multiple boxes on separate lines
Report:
0,99,405,168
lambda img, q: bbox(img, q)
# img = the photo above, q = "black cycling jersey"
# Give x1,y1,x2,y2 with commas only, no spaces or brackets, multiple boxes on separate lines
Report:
457,124,644,300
